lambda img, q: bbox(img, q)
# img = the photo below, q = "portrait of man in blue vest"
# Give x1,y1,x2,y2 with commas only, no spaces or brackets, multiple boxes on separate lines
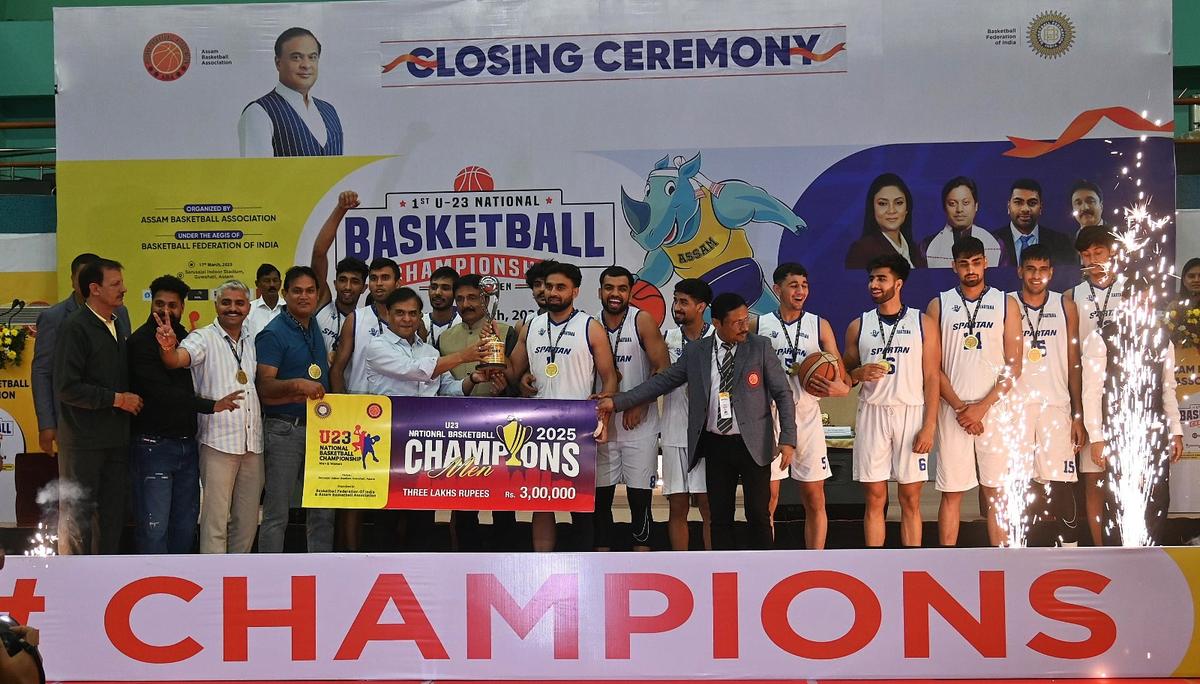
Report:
238,27,344,157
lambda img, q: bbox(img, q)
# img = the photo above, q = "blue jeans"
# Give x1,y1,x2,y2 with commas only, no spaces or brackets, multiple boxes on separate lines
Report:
259,416,334,552
130,435,200,554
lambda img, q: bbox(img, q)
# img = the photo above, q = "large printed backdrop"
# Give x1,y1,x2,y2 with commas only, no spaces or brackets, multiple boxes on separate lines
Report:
55,0,1175,332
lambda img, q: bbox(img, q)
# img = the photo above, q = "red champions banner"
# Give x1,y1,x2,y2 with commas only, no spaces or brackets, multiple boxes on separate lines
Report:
7,549,1200,681
303,395,598,512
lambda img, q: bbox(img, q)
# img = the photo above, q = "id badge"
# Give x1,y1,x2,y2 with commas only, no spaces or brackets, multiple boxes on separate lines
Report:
718,391,733,419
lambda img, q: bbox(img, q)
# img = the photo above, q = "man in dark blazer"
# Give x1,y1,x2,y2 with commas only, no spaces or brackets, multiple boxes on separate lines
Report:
596,292,796,550
991,178,1078,288
54,258,142,554
32,252,131,458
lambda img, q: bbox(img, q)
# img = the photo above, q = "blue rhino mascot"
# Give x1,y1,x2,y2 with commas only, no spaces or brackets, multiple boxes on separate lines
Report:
620,152,807,314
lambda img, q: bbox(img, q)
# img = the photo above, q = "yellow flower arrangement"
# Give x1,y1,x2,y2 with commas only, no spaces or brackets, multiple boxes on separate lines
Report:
1166,304,1200,349
0,325,28,370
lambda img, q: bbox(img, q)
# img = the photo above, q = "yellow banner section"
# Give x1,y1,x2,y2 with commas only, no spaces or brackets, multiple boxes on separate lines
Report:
1166,547,1200,676
1177,346,1200,459
56,157,383,320
0,272,58,308
303,395,393,509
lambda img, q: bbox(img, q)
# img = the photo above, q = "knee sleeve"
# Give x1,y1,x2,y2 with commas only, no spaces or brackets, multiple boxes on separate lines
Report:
571,512,595,551
627,487,654,546
593,485,616,549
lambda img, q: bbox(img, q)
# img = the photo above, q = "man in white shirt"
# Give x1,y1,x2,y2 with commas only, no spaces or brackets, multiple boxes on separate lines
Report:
922,176,1002,268
157,280,265,553
245,263,283,335
361,286,492,550
238,27,343,157
363,287,491,397
1081,279,1184,546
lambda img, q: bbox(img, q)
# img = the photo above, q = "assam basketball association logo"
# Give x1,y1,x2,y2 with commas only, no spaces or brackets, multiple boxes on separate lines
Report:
144,32,191,81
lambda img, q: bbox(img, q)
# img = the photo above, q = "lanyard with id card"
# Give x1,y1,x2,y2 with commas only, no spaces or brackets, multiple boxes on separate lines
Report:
715,343,734,420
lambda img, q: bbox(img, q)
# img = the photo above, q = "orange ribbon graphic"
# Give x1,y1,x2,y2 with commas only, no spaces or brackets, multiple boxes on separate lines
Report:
1003,106,1173,158
789,42,846,63
382,53,439,73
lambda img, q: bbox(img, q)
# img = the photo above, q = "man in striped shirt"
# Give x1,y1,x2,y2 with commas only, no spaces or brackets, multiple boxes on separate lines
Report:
158,280,264,553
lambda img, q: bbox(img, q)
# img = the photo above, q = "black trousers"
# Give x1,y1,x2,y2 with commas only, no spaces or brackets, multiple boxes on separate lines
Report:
454,510,518,551
700,431,771,550
1103,458,1172,546
59,445,128,555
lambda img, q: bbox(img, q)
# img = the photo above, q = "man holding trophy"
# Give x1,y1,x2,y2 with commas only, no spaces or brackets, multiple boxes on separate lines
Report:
438,274,514,396
439,274,517,549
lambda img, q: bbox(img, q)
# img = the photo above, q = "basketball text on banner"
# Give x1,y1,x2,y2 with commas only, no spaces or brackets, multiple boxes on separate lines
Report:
303,395,597,511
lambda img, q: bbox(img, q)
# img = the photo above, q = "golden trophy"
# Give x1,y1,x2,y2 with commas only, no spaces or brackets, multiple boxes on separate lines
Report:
477,275,507,370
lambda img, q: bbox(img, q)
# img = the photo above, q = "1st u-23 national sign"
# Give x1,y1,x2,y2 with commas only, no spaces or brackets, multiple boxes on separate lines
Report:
303,395,597,511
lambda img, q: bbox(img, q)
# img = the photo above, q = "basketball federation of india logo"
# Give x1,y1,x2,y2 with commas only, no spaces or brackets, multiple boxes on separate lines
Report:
454,165,495,192
1027,11,1074,59
144,32,191,81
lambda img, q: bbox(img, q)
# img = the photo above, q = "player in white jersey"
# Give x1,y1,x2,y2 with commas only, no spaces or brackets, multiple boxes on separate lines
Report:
758,263,849,550
314,257,367,357
661,278,714,550
845,254,939,547
1063,225,1123,545
515,259,557,395
927,236,1023,547
310,190,368,357
327,257,398,551
593,266,669,551
1012,244,1086,546
331,258,399,394
508,261,619,552
420,266,461,349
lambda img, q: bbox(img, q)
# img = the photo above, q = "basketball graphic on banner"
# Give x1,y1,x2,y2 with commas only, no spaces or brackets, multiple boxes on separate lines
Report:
454,165,495,192
630,280,665,325
142,32,191,81
152,41,184,73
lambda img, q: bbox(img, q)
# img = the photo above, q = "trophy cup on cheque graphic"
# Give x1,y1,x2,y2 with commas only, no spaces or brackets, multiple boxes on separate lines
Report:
477,275,507,370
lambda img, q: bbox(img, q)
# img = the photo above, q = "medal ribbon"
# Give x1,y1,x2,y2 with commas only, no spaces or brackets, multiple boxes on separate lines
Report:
544,309,580,369
875,307,907,363
1087,280,1115,326
956,286,989,340
776,313,803,367
607,310,629,363
681,323,710,350
1020,295,1045,354
223,334,245,376
284,308,322,372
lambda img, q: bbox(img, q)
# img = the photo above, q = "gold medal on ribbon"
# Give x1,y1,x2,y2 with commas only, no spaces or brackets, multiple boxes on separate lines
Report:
1028,348,1043,363
877,360,892,373
307,363,322,380
544,362,560,378
786,362,800,377
236,369,248,385
963,334,979,350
